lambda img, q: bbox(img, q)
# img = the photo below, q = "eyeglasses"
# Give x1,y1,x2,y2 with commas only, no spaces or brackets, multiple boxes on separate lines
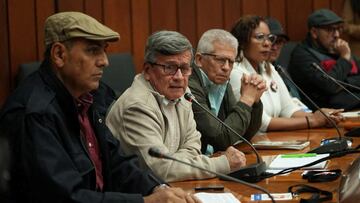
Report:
253,33,277,44
317,25,344,34
149,62,192,76
201,53,235,67
273,37,288,46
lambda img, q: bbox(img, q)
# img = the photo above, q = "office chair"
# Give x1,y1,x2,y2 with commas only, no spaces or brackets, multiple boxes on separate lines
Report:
16,53,136,97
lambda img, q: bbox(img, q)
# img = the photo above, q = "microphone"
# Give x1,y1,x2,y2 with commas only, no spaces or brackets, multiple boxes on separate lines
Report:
311,63,360,137
274,65,349,154
148,147,275,203
311,63,360,101
184,92,267,183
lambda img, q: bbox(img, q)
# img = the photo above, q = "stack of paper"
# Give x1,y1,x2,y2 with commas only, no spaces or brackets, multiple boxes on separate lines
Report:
341,111,360,118
253,140,310,150
268,153,329,170
194,192,240,203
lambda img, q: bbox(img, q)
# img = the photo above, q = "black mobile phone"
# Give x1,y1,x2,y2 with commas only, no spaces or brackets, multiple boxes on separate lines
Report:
194,185,224,191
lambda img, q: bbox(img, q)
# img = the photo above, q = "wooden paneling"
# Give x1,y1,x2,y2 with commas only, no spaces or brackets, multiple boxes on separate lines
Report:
269,0,286,31
242,0,268,16
57,0,84,12
0,0,347,106
84,0,103,21
150,0,177,32
35,0,54,60
0,0,10,106
7,0,37,88
196,0,223,36
223,0,242,31
131,0,150,72
286,0,313,41
313,0,330,10
178,0,197,46
103,0,131,52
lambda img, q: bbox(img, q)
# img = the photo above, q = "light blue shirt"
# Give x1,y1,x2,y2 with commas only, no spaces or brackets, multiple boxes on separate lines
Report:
200,69,228,116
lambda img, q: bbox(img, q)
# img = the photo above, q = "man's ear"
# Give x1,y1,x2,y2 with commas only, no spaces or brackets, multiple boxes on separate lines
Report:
51,42,67,67
310,27,318,39
143,63,152,80
194,53,202,67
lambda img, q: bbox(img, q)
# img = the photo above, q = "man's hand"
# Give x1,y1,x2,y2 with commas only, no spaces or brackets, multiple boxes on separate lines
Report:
333,38,351,61
239,73,267,106
144,187,202,203
224,146,246,171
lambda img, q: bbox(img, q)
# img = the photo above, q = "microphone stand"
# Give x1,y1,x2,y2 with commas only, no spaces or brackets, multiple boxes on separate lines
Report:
275,65,348,154
184,93,267,183
313,63,360,137
311,63,360,101
148,147,276,203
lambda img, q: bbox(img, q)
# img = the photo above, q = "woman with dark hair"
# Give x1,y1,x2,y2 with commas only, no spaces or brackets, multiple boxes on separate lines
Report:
343,0,360,57
229,15,343,133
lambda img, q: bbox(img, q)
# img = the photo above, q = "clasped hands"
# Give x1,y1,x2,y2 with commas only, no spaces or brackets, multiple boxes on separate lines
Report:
239,73,267,106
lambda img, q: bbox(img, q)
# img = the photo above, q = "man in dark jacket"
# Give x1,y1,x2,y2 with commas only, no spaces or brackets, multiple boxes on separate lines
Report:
189,29,265,154
0,12,199,203
289,9,360,110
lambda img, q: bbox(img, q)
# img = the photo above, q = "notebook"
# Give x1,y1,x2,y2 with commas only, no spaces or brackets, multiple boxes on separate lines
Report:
253,140,310,150
268,153,329,170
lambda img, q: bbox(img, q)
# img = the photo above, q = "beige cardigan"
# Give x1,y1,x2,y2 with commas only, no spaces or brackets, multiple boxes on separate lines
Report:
106,74,230,182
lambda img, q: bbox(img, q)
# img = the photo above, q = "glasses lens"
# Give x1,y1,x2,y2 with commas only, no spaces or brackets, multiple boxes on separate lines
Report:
268,34,277,44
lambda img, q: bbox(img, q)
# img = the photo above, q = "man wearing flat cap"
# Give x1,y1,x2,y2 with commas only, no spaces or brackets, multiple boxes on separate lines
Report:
289,9,360,110
0,12,200,203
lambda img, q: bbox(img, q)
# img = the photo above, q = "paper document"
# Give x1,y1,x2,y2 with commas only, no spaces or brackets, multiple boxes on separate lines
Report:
194,192,240,203
341,111,360,118
268,153,329,170
253,140,309,150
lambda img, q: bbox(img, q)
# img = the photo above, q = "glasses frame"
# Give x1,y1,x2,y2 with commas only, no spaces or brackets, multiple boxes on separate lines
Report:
253,33,277,44
149,62,192,76
317,25,344,35
201,53,235,67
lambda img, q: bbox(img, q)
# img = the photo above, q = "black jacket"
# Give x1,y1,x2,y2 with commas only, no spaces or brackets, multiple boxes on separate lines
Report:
288,34,360,110
0,61,159,203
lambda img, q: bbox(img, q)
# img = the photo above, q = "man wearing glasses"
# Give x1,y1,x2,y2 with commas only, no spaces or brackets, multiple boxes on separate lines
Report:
189,29,265,154
289,9,360,110
106,30,246,183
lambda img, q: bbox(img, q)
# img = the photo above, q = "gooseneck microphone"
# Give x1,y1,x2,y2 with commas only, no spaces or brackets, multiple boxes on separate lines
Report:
311,62,360,137
275,65,348,154
184,92,267,183
311,63,360,101
148,147,275,203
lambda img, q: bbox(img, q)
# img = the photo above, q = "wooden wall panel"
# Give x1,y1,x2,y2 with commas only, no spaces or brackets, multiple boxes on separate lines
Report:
223,0,242,31
57,0,84,12
178,0,197,46
242,0,268,16
35,0,54,61
7,0,37,87
331,0,345,15
196,0,223,36
286,0,313,41
84,0,103,21
0,0,10,106
131,0,150,72
269,0,286,31
150,0,177,32
0,0,347,106
103,0,131,52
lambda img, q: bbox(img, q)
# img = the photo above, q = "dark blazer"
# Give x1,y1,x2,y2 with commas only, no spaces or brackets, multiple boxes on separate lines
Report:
0,61,159,203
188,66,263,153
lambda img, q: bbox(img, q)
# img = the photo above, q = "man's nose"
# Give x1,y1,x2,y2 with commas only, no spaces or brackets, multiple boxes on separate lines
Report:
97,52,109,68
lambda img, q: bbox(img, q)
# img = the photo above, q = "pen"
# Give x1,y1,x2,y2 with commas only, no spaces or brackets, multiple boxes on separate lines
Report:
281,153,317,158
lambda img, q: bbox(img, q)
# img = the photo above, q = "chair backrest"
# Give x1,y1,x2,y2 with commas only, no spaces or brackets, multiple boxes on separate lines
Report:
276,41,298,70
103,52,136,97
16,52,136,97
339,156,360,203
16,61,41,86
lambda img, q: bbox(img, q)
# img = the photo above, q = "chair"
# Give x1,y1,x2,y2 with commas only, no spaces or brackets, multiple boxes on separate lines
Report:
16,52,136,97
103,52,136,97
